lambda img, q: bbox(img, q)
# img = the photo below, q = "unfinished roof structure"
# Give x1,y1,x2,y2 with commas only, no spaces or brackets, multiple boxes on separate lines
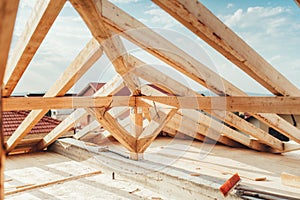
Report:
1,0,300,199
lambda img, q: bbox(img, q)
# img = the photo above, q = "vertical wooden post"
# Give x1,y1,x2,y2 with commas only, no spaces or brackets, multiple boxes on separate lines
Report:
130,107,144,160
130,107,143,139
0,89,5,199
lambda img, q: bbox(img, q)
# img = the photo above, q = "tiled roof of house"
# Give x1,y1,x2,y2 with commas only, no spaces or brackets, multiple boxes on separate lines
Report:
3,111,62,136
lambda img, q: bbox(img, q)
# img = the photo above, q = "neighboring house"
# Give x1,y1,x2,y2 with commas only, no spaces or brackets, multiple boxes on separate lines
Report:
13,92,76,121
3,110,73,153
77,82,131,128
51,109,75,121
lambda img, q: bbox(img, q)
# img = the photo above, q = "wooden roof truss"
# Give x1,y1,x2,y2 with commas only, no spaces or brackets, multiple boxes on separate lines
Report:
1,0,300,196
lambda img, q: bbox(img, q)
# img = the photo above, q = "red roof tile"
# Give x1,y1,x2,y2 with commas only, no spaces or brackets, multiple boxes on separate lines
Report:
3,111,62,136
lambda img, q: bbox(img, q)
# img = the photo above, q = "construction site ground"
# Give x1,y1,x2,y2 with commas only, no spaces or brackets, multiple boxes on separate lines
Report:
4,137,300,199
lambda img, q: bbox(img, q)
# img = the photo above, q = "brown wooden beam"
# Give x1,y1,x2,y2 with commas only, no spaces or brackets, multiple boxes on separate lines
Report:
6,39,102,152
3,96,135,111
0,1,20,198
4,96,300,114
102,2,299,145
92,107,136,152
69,0,140,94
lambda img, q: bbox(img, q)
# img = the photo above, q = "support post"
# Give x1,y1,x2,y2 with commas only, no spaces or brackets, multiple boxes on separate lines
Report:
0,89,5,199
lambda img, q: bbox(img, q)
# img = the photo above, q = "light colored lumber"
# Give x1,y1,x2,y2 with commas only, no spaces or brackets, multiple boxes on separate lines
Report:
281,172,300,188
143,85,273,152
3,0,66,97
6,39,102,152
5,170,102,196
74,120,100,140
102,0,243,97
36,109,88,150
130,57,282,150
140,96,300,114
282,142,300,153
138,108,177,153
37,74,124,148
0,1,19,197
3,96,135,111
0,0,19,85
153,0,300,96
3,96,300,114
69,0,140,94
92,107,136,152
103,4,299,146
130,107,143,139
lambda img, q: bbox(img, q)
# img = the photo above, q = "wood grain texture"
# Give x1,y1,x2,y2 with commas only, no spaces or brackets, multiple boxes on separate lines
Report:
6,39,102,152
0,1,19,198
102,2,300,145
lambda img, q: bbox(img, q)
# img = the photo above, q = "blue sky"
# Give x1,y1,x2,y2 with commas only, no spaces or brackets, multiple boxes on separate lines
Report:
8,0,300,95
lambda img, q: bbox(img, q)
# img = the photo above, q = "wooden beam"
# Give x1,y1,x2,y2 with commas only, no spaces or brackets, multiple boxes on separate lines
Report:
0,0,19,85
3,96,300,114
3,96,135,111
35,109,88,150
295,0,300,7
129,57,282,150
281,172,300,188
141,85,276,152
74,120,100,140
92,107,136,152
137,108,177,153
0,1,19,198
37,74,125,149
6,39,102,152
0,93,4,199
69,0,140,94
130,107,143,139
3,0,66,97
153,0,300,96
102,2,300,145
102,0,243,97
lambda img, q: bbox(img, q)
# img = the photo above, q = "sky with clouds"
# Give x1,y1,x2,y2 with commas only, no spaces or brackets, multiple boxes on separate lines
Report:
8,0,300,95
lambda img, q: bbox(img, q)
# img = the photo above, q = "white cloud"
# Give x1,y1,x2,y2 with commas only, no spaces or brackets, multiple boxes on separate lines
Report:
214,6,300,92
222,6,289,29
144,8,179,29
227,3,234,9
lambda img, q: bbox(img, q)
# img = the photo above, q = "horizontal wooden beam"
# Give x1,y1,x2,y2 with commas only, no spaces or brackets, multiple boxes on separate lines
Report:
102,3,300,146
3,96,135,111
70,0,140,94
5,39,102,152
4,96,300,114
